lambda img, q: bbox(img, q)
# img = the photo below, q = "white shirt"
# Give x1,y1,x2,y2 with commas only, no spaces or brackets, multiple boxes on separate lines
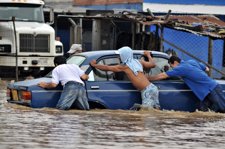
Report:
51,64,85,86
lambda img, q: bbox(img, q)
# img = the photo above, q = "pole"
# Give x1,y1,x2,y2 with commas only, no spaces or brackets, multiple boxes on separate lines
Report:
131,22,135,49
208,37,213,77
12,17,18,81
160,26,164,52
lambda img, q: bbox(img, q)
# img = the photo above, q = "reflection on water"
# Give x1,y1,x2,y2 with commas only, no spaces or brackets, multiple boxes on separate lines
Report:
0,102,225,149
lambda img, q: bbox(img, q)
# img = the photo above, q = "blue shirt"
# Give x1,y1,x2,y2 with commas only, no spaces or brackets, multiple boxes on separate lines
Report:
166,60,217,101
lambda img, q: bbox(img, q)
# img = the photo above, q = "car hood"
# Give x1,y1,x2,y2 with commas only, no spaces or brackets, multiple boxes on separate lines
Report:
8,77,52,89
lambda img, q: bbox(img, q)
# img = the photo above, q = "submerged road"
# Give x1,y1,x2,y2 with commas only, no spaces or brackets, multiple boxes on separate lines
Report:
1,79,225,149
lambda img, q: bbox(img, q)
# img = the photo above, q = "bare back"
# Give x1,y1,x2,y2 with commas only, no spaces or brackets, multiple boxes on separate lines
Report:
121,65,151,91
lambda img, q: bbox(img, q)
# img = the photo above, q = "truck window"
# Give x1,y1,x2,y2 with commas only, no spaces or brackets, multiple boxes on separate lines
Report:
0,5,44,22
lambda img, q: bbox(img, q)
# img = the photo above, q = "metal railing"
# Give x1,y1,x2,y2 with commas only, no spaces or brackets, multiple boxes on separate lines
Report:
162,38,225,77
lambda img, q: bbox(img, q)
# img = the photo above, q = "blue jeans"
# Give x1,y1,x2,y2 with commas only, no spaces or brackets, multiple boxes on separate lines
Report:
201,84,225,113
56,81,90,110
141,83,160,109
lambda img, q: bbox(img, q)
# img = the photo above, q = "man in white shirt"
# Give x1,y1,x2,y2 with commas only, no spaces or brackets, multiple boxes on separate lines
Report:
38,56,89,110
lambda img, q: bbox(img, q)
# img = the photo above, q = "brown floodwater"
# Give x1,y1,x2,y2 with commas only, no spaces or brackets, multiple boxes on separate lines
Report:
0,96,225,149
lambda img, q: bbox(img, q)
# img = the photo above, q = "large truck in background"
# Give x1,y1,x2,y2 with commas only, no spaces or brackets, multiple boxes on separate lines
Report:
0,0,63,79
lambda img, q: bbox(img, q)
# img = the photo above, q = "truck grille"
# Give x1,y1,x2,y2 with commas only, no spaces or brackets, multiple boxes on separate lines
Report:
19,34,50,52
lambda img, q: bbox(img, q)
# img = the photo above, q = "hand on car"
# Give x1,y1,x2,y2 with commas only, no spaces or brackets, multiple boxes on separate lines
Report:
143,51,152,57
90,60,97,67
38,82,47,88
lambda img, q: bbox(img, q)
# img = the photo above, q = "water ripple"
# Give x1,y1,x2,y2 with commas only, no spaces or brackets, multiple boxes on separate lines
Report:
0,103,225,149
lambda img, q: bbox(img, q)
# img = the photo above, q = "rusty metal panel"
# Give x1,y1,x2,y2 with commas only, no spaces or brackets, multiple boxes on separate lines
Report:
73,0,91,5
110,0,143,3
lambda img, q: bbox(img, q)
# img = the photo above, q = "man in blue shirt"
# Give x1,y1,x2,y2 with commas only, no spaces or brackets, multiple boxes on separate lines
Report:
148,56,225,113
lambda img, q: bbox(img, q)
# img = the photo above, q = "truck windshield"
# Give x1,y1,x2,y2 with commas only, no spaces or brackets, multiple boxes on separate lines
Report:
0,4,44,22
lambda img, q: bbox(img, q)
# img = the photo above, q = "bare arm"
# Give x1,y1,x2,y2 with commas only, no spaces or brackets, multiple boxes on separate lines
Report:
90,60,123,72
140,51,156,69
80,74,89,80
148,72,169,81
38,82,58,89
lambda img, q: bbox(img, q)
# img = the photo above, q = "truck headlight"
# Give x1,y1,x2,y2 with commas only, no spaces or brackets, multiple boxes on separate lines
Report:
0,45,11,52
56,46,63,53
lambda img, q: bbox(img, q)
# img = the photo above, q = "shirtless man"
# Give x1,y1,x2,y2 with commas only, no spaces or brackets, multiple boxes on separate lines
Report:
90,46,160,109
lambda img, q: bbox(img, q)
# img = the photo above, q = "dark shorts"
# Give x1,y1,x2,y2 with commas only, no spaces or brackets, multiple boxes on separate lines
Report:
200,84,225,113
56,81,89,110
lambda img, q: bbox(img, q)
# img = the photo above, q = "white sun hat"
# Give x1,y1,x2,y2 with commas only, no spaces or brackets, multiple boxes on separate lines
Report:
67,44,82,54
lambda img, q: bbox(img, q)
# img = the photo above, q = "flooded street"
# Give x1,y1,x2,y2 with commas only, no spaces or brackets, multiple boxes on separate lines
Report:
1,96,225,149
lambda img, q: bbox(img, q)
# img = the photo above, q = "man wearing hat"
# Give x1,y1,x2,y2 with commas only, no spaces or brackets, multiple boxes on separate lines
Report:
67,44,83,56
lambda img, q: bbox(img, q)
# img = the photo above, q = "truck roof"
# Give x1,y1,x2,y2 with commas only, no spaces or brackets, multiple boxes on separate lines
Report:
0,0,44,5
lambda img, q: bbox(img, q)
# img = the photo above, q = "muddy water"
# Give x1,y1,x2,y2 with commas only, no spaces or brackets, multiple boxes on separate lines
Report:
0,98,225,149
